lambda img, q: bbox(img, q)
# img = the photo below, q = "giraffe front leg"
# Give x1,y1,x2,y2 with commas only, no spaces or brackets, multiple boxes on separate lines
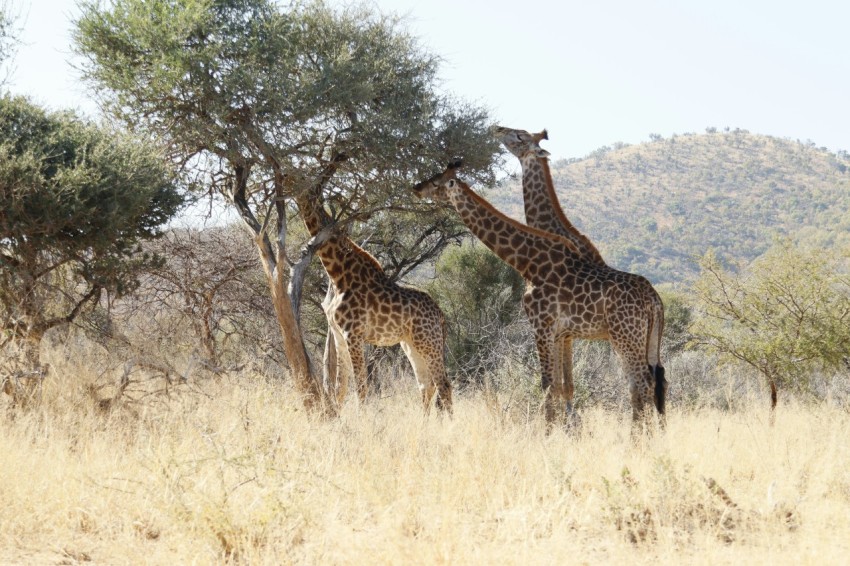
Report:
345,334,369,404
328,323,354,406
321,285,338,399
322,326,337,397
533,331,561,425
560,337,581,430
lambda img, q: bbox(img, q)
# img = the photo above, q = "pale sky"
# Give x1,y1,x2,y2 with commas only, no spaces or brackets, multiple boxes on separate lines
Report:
5,0,850,160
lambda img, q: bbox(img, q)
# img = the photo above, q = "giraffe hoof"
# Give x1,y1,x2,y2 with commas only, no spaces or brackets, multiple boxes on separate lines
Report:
564,411,582,434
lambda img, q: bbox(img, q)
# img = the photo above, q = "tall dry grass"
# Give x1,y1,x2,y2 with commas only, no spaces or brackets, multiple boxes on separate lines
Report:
1,343,849,565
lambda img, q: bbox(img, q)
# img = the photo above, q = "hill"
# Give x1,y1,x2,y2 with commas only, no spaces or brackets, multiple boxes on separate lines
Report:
487,129,850,285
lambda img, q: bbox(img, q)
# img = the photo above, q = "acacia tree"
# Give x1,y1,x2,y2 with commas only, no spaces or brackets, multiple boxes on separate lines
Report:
75,0,500,412
0,94,184,382
690,243,850,411
427,241,524,381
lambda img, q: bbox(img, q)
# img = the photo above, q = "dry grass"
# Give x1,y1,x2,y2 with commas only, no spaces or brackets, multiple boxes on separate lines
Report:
1,349,849,565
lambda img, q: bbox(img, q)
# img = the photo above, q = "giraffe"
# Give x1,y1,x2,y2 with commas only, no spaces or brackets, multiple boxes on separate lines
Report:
494,126,605,264
495,127,613,424
294,190,452,414
412,161,665,429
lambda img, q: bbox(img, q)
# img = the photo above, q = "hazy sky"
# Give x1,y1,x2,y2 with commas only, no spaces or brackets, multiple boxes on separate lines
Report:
5,0,850,160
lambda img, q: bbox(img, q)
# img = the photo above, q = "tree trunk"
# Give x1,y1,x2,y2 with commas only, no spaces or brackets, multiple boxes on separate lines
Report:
266,265,327,413
3,281,100,406
199,297,219,367
768,378,777,427
230,163,332,415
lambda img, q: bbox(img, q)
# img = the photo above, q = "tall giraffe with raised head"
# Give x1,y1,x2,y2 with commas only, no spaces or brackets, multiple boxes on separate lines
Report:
496,127,668,425
495,126,611,422
413,162,665,429
295,189,451,413
495,126,605,264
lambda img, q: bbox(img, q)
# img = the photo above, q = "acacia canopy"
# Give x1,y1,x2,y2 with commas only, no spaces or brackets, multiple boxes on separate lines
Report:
75,0,499,209
691,243,850,408
0,94,184,347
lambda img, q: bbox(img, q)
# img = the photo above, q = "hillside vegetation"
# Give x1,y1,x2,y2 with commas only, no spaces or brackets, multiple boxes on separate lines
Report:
489,129,850,284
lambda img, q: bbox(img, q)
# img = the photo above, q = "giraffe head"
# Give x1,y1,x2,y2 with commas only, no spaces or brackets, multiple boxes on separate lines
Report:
412,160,463,201
494,126,551,161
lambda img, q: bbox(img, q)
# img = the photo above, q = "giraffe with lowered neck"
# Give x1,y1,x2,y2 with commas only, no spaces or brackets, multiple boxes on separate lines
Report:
413,161,665,429
295,188,451,414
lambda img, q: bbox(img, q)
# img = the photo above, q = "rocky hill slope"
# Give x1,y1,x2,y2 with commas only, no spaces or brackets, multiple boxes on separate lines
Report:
487,129,850,284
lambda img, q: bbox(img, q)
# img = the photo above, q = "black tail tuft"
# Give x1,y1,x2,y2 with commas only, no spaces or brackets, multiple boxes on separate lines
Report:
651,365,667,415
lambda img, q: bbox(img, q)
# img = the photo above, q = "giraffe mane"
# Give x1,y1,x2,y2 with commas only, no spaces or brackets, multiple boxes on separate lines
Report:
535,156,606,264
346,239,386,274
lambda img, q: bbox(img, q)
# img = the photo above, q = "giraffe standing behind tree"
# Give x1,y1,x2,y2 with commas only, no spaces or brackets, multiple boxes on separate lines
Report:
413,162,665,430
295,182,452,414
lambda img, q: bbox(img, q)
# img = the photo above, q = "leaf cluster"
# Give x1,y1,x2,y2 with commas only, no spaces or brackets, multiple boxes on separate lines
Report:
690,242,850,392
0,94,184,338
75,0,501,222
0,2,18,74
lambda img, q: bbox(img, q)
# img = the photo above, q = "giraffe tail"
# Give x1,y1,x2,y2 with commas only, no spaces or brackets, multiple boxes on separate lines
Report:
647,296,667,416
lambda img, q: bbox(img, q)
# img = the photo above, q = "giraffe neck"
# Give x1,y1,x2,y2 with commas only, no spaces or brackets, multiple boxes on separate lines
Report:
521,156,605,265
296,194,386,289
446,181,580,281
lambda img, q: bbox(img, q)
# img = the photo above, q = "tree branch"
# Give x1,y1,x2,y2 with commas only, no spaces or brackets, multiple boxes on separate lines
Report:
41,284,102,332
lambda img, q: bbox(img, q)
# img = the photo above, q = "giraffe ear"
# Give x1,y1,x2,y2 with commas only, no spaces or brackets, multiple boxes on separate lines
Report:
533,147,551,158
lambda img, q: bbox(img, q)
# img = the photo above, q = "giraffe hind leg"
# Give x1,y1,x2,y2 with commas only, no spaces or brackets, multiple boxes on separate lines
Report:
624,361,657,439
400,342,438,414
432,356,452,414
611,328,658,437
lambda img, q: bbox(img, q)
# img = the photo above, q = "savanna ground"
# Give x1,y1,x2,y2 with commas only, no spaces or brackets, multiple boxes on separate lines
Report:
1,339,849,565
